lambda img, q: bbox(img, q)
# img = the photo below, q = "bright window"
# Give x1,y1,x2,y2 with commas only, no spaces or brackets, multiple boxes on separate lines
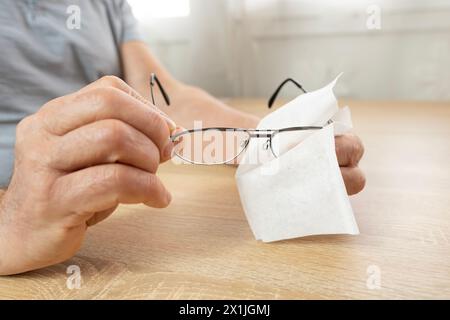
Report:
128,0,191,20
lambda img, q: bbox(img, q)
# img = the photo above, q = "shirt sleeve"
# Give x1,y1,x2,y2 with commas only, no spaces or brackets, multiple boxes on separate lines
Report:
110,0,143,44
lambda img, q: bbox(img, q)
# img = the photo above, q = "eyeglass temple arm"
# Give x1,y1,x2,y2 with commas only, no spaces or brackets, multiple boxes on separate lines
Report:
150,73,171,106
268,78,307,109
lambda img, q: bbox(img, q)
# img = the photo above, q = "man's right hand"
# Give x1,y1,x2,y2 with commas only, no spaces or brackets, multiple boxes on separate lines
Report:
0,76,176,275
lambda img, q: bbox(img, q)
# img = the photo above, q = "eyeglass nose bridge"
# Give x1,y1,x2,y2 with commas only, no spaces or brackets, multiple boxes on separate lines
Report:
247,130,273,138
247,130,278,158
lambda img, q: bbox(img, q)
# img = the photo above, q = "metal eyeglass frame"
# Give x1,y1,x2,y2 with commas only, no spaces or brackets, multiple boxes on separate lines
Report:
150,73,331,165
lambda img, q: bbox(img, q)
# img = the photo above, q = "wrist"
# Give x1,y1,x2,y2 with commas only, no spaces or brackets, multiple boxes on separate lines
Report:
0,195,27,276
0,189,10,275
0,188,23,275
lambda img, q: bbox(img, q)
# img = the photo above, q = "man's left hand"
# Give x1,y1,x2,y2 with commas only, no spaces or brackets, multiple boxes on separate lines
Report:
335,133,366,195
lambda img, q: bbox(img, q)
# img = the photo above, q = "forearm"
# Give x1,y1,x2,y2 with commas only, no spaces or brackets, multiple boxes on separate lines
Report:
121,41,259,129
167,85,260,129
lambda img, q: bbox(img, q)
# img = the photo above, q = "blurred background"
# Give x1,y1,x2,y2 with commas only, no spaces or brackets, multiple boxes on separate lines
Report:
128,0,450,102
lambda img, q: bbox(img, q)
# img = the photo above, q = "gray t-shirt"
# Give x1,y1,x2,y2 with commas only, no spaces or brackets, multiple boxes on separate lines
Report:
0,0,142,186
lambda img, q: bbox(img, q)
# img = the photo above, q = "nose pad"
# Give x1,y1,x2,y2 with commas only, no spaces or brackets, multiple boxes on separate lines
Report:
241,139,250,148
263,139,271,150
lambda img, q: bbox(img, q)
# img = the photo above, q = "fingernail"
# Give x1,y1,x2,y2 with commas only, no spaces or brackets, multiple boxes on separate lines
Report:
163,116,177,131
172,126,186,136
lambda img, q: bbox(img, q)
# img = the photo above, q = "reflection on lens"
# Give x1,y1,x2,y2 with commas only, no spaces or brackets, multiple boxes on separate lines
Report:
172,129,250,164
270,130,313,158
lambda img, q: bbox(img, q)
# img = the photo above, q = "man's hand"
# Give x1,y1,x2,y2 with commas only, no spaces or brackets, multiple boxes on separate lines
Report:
335,133,365,195
0,76,175,275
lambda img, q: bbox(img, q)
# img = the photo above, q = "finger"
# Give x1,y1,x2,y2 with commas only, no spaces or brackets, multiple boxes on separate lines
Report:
41,86,173,161
341,166,366,195
77,76,175,128
51,119,162,172
335,133,364,167
86,205,118,227
50,164,172,221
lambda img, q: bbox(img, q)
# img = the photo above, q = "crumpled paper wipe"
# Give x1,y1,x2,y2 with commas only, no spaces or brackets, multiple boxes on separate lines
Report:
236,75,359,242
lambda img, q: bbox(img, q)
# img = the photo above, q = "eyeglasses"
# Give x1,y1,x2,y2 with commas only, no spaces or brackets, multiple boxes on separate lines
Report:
150,73,171,107
150,73,331,165
267,78,307,109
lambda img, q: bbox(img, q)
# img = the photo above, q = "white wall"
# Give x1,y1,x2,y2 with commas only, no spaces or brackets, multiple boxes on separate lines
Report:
135,0,450,101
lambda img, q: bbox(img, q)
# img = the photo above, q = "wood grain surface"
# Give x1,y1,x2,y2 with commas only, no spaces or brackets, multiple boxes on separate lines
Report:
0,99,449,299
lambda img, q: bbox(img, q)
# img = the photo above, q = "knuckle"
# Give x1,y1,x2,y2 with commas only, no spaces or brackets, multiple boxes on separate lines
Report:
39,95,68,114
99,75,125,88
15,114,45,150
102,119,130,149
145,173,157,190
144,143,160,173
145,174,168,207
95,86,123,106
148,111,170,141
16,115,34,136
108,165,129,190
85,87,124,114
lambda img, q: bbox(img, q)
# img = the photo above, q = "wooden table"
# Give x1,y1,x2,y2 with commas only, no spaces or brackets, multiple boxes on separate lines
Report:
0,99,449,299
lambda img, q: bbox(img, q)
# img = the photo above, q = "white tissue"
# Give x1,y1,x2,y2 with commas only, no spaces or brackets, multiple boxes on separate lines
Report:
236,75,359,242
